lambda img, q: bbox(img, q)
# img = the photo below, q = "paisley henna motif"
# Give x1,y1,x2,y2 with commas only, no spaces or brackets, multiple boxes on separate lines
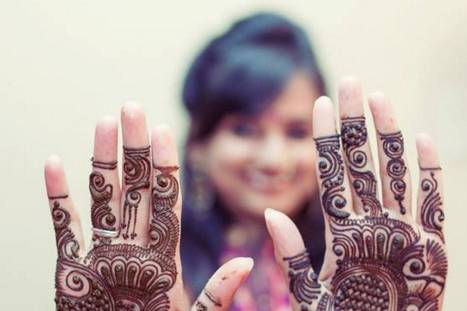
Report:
121,146,151,240
314,135,349,219
149,166,180,258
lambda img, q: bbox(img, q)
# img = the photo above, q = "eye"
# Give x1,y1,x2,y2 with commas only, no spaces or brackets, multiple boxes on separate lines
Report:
230,121,259,137
286,124,311,139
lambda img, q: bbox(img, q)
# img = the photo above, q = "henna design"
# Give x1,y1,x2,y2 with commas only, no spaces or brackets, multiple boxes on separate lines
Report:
51,197,81,262
420,168,445,242
341,117,383,217
286,216,447,310
122,146,151,239
314,135,350,219
90,171,117,244
91,157,117,170
195,301,208,311
149,166,180,258
379,131,407,214
53,166,181,310
283,251,326,306
203,289,222,307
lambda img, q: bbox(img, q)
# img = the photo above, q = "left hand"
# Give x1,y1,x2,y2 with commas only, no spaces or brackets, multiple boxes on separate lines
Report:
265,78,448,311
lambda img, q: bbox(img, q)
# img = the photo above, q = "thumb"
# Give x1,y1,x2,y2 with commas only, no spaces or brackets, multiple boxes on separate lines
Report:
191,257,254,311
265,208,324,310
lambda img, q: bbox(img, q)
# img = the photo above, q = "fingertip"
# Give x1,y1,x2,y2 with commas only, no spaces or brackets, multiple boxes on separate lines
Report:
416,132,440,168
313,96,337,137
152,124,179,166
265,208,305,257
121,101,144,118
44,155,69,198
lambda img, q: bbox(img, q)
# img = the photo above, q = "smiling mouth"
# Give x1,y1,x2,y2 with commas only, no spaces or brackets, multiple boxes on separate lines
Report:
242,171,295,193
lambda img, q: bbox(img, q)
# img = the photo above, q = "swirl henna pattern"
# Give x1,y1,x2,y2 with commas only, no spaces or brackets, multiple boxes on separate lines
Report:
90,164,117,245
379,131,407,215
122,146,151,240
52,165,180,311
284,124,447,311
420,168,445,242
315,135,350,219
341,117,383,217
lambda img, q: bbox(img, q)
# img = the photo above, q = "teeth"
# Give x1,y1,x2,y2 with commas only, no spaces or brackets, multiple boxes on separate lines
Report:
247,171,291,188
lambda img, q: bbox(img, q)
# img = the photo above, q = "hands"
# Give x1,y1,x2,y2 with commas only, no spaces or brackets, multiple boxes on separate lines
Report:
266,78,447,311
44,104,253,311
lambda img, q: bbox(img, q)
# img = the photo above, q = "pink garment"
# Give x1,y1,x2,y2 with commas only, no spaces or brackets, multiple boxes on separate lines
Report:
221,240,291,311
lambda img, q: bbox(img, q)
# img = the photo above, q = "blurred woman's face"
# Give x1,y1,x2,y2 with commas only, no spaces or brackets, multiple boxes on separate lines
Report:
201,72,320,220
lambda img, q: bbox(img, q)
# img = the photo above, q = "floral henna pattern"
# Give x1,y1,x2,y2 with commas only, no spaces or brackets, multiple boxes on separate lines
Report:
315,135,350,219
122,146,151,240
284,131,447,311
52,166,180,311
341,117,383,217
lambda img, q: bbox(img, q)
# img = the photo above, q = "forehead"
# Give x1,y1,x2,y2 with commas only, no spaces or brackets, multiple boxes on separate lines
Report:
259,72,320,123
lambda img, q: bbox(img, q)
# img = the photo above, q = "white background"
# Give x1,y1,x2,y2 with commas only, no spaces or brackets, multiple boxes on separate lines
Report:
0,1,466,309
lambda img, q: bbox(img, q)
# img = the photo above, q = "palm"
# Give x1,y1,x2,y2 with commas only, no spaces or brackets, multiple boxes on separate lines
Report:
267,79,447,311
45,104,253,311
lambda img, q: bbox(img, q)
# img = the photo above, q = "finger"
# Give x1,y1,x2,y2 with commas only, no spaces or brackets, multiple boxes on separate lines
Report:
148,125,181,254
265,208,329,309
191,257,254,311
90,116,121,246
313,96,354,219
45,155,85,260
416,133,445,241
339,78,383,217
369,92,412,217
120,102,151,244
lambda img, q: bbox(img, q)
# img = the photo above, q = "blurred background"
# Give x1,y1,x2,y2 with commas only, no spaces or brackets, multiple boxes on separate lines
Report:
0,0,466,309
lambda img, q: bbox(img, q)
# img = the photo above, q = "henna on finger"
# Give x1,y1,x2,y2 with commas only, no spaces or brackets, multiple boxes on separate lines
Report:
315,134,350,219
121,146,151,240
90,159,118,245
53,166,181,310
420,166,445,242
379,131,408,215
341,117,384,217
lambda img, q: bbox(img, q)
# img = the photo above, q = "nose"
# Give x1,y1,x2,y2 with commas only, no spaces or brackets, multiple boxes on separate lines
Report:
255,133,289,175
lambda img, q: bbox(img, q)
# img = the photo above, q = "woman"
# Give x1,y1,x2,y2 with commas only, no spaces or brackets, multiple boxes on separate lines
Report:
43,11,448,311
180,12,327,309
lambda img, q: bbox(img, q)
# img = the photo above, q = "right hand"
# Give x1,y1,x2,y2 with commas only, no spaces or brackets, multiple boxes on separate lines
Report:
265,78,448,311
44,103,253,311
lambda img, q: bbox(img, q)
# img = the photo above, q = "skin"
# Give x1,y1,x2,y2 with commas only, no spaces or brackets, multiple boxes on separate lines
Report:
266,78,447,311
195,72,321,221
44,77,447,310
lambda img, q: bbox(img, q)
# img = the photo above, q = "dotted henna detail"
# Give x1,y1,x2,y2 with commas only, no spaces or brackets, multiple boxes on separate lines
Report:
315,135,350,219
341,117,383,217
420,169,445,242
121,146,151,240
379,131,407,215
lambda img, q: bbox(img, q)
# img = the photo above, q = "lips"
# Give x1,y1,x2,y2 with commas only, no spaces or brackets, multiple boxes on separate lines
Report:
242,170,294,193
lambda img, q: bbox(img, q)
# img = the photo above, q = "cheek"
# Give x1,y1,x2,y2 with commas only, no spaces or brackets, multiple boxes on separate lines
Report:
205,136,253,194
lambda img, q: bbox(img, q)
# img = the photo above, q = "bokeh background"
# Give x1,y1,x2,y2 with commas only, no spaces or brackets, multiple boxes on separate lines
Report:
1,1,466,309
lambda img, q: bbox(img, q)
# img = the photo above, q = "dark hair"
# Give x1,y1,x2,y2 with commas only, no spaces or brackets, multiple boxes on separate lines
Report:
180,12,327,296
